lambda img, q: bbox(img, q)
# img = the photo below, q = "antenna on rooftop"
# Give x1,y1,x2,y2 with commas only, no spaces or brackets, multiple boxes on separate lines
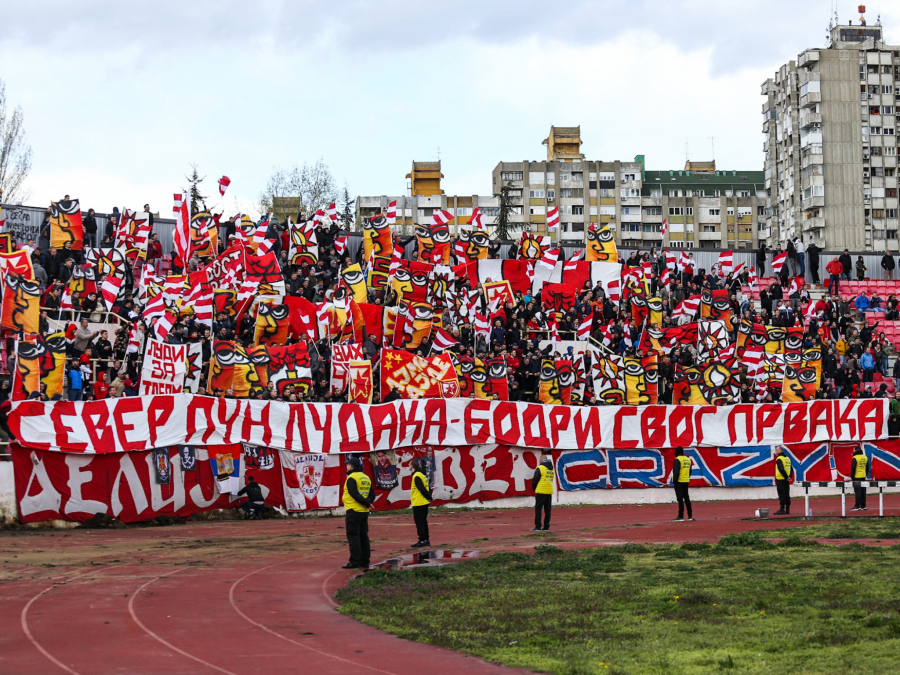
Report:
684,141,690,164
708,136,716,161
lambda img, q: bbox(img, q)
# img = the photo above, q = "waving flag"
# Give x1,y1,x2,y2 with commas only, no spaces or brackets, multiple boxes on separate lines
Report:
539,247,561,271
788,275,802,297
183,280,214,328
385,200,397,225
432,327,460,352
218,176,231,196
672,295,701,320
432,209,453,226
334,234,348,255
470,208,485,230
546,206,560,230
749,266,759,289
577,314,593,341
326,202,338,222
772,252,788,274
173,193,191,265
717,249,734,277
661,217,668,237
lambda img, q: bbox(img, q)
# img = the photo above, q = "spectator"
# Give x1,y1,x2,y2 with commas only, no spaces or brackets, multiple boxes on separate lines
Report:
882,249,896,281
839,249,852,281
856,256,867,281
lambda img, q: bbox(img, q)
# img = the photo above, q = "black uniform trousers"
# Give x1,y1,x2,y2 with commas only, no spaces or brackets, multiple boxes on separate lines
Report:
674,482,692,518
413,505,430,541
345,510,371,567
853,481,868,509
776,479,791,510
534,493,552,530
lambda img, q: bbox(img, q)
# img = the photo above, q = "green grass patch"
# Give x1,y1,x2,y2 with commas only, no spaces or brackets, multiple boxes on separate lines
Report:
756,517,900,541
336,541,900,674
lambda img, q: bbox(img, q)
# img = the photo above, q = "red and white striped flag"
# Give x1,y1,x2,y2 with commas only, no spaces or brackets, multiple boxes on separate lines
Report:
431,327,459,352
252,215,270,248
99,272,125,311
563,259,580,273
173,193,191,266
659,266,671,286
748,266,759,289
666,248,677,270
539,247,561,270
154,311,177,342
126,323,142,355
387,247,403,279
641,260,653,280
577,314,593,341
788,275,802,297
474,311,491,339
549,318,561,344
732,262,745,277
470,208,485,230
661,217,668,237
454,240,467,260
717,249,734,277
334,234,348,255
569,249,584,262
218,176,231,196
744,347,765,380
804,300,819,322
596,322,615,346
546,206,560,230
256,238,274,256
678,250,693,271
432,209,454,226
771,252,788,274
606,279,621,305
386,200,397,225
60,284,74,312
672,295,701,320
183,282,213,328
326,202,337,222
234,224,248,245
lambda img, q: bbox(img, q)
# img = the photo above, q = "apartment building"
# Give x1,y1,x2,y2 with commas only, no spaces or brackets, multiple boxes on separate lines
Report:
762,10,899,251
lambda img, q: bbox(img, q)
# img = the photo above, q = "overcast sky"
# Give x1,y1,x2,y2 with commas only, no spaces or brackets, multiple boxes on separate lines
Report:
2,1,897,217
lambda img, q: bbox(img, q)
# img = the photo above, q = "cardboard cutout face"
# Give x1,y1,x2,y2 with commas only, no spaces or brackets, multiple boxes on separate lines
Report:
586,223,617,262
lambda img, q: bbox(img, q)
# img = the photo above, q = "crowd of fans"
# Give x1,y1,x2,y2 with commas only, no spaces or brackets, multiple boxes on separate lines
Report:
2,205,899,439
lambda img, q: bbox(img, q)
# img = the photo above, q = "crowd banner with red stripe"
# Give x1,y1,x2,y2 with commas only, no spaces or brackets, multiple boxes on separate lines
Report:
9,396,888,455
11,444,285,524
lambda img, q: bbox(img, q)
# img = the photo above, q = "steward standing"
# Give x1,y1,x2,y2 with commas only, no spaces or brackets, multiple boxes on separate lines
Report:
671,447,694,522
773,446,794,516
530,451,554,532
409,458,433,548
850,446,869,511
342,456,373,570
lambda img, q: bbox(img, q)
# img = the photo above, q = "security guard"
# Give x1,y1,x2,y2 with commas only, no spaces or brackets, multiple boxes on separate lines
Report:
850,446,869,511
672,447,694,522
773,445,794,516
342,456,374,569
409,458,433,548
530,451,554,532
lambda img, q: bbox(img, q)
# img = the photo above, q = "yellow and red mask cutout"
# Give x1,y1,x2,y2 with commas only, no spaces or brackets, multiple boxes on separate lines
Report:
1,273,40,334
254,302,290,345
591,355,626,405
12,332,67,401
364,214,393,261
631,294,649,326
367,255,391,291
190,210,217,258
230,344,254,398
671,364,691,405
407,302,434,349
648,297,664,328
586,223,617,262
416,221,451,264
782,348,822,402
50,199,84,250
0,233,12,254
455,355,476,398
266,343,313,396
686,359,741,406
290,221,319,265
784,327,804,354
459,229,490,260
244,344,271,396
382,306,398,346
392,264,430,305
555,359,574,405
214,289,237,318
700,289,732,331
624,356,655,405
341,264,368,304
520,233,549,260
539,358,562,405
209,341,238,392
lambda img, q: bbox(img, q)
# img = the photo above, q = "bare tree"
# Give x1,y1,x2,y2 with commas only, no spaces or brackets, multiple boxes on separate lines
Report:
0,80,32,204
259,159,339,223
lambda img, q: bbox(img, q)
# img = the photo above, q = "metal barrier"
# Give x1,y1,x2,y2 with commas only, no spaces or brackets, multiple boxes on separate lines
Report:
799,480,898,517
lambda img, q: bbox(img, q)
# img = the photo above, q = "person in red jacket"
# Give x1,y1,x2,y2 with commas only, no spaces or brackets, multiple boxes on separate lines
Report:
146,234,163,265
93,371,109,400
826,258,843,295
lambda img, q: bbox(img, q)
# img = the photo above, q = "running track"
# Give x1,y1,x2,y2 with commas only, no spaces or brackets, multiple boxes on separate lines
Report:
2,494,898,675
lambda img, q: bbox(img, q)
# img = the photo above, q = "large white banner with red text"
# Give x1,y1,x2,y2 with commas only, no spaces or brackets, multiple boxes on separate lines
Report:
10,396,888,455
139,339,187,395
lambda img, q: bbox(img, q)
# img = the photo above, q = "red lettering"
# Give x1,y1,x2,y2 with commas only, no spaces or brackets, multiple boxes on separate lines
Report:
113,397,145,451
668,406,694,448
398,401,423,446
613,408,639,449
693,406,718,446
216,398,243,443
783,403,808,445
573,407,601,448
50,402,87,452
81,401,115,453
464,399,492,444
548,407,571,449
147,396,175,448
423,399,447,445
7,401,50,449
241,401,273,447
857,399,885,440
808,400,833,439
308,404,333,454
727,405,754,446
338,404,369,453
492,402,521,445
285,403,310,451
834,400,857,439
186,396,216,444
641,406,667,448
369,405,398,449
755,404,782,442
522,404,549,448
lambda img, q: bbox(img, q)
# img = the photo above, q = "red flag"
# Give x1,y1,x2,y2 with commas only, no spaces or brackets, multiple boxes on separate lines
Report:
218,176,231,196
546,206,559,230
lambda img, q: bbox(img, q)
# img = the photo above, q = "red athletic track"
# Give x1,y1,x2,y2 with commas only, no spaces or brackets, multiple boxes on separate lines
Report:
2,494,899,675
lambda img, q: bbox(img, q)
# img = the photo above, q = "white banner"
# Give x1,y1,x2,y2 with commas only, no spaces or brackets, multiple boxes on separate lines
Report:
139,340,187,395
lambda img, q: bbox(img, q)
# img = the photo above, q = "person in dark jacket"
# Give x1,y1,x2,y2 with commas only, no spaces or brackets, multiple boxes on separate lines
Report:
850,446,869,511
756,244,767,277
237,476,266,519
807,242,821,284
882,250,896,281
839,249,852,281
409,458,433,548
83,209,98,248
530,451,554,531
382,386,402,403
342,456,374,569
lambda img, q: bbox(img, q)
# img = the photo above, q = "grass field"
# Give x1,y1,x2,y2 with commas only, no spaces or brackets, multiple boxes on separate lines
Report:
757,517,900,541
337,534,900,675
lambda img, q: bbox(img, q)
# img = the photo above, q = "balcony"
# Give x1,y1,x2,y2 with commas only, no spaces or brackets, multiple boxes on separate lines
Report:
802,196,825,210
799,113,822,129
797,50,820,68
802,216,825,232
800,92,821,108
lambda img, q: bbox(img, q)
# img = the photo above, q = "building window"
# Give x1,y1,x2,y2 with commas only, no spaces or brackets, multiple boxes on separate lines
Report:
529,172,545,185
883,86,894,95
621,188,640,198
589,172,597,181
668,207,683,216
644,207,662,216
874,209,886,219
886,209,898,218
887,189,898,198
530,206,545,215
589,206,598,216
725,190,733,197
703,225,718,232
685,207,694,216
598,172,615,181
571,223,585,233
668,189,683,197
508,189,522,199
727,207,735,216
547,174,555,185
642,224,661,233
500,171,523,181
456,207,471,216
713,190,721,197
559,188,584,198
708,208,720,216
546,189,555,201
572,205,584,215
649,189,662,197
529,189,545,198
481,207,499,217
737,190,750,197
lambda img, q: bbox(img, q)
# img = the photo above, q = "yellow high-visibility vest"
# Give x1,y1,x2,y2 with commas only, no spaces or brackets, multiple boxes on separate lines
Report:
536,464,554,494
675,455,692,483
342,472,372,513
853,455,869,479
775,455,792,481
410,471,431,507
